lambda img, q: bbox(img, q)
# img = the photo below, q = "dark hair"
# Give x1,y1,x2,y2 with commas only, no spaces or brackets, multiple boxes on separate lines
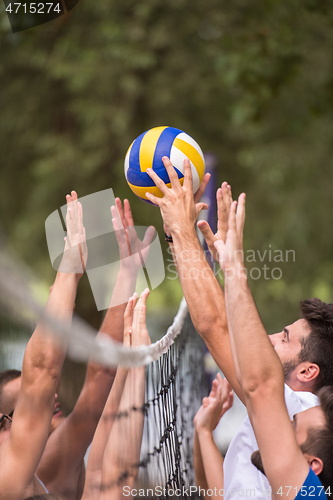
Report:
300,386,333,490
299,298,333,392
0,369,21,409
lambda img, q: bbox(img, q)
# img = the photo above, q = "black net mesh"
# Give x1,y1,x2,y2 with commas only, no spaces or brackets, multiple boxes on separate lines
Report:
139,314,208,497
98,313,208,499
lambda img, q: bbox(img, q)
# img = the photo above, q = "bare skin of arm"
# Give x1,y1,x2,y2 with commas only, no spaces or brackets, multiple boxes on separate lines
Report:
215,197,310,500
0,195,82,500
100,289,151,500
81,298,134,500
146,159,245,403
164,172,211,273
193,375,233,500
82,290,150,500
37,199,155,500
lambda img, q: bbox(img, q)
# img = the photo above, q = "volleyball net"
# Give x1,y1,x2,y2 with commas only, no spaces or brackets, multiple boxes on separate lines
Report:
0,243,208,498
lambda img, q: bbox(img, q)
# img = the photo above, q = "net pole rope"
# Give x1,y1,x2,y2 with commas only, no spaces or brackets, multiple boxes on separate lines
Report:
0,252,189,367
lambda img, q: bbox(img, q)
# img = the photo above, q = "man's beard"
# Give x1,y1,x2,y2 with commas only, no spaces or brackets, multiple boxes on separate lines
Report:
251,450,266,476
282,358,298,381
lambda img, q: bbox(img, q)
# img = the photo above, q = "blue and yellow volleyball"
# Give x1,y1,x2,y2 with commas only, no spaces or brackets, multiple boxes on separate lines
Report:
124,126,205,205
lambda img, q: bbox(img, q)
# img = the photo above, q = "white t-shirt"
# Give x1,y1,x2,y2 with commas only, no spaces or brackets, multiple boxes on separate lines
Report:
223,385,319,499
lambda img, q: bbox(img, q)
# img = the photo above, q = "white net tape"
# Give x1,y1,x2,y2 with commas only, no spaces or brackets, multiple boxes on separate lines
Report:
0,249,188,368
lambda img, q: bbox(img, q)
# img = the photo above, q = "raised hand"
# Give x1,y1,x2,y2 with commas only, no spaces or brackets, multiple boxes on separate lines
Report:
111,198,155,270
145,157,209,236
214,193,246,275
123,292,138,346
194,374,233,433
130,288,151,347
164,170,211,239
123,289,151,347
197,182,233,262
59,191,87,280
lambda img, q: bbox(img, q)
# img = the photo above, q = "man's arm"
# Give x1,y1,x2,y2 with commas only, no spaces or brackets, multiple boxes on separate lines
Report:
37,199,155,499
100,198,155,342
0,194,82,499
215,197,309,499
193,375,233,500
97,289,150,500
146,159,245,403
81,295,136,500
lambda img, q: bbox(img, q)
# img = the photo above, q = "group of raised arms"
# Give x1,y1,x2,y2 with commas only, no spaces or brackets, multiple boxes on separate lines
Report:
0,192,154,500
1,156,333,500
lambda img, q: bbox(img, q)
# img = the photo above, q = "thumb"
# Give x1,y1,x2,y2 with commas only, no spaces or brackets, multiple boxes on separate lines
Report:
197,220,216,248
195,202,209,216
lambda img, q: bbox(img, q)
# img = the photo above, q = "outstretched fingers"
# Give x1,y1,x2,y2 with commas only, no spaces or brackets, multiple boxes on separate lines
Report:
145,156,183,202
221,378,234,413
146,167,169,196
236,193,246,242
71,190,78,221
194,172,211,203
183,158,193,193
221,182,233,217
65,191,82,244
217,182,232,239
124,293,138,345
197,220,216,254
123,199,135,227
228,200,238,234
111,206,130,258
132,288,151,346
115,198,127,230
163,156,183,191
137,288,150,325
209,377,219,398
111,204,124,232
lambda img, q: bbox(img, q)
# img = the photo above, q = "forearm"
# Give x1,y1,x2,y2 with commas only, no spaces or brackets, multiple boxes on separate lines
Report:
193,430,209,491
81,266,138,423
23,272,77,378
6,272,78,486
78,267,137,445
100,367,146,498
224,264,284,393
196,429,224,498
99,266,138,343
171,227,225,332
171,228,244,402
84,368,128,479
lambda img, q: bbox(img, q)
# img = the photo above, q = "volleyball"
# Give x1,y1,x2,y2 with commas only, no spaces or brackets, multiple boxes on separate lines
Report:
124,126,205,205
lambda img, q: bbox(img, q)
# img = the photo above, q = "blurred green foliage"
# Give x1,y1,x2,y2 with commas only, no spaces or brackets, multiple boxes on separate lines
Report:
1,0,333,333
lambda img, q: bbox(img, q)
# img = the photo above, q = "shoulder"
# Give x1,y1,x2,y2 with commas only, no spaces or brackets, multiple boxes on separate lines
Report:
294,468,327,500
284,384,319,418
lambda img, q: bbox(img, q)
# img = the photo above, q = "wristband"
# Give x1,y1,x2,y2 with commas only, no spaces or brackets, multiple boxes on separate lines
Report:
164,232,173,243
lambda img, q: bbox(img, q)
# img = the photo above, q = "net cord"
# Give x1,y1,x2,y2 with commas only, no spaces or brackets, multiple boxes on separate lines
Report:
0,251,188,367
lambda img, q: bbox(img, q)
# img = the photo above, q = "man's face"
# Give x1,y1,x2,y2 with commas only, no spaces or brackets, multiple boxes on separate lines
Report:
252,406,325,475
269,319,311,381
1,376,65,435
292,406,326,446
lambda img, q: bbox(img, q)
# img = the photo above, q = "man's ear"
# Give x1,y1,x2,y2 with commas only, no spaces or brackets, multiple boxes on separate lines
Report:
296,362,320,384
304,454,324,476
